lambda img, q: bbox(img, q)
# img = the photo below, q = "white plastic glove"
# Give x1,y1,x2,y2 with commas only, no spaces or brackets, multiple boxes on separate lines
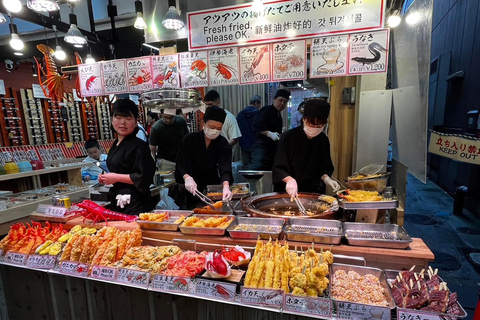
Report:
285,178,298,199
267,131,280,141
222,184,233,201
184,177,197,195
323,176,340,192
116,194,131,208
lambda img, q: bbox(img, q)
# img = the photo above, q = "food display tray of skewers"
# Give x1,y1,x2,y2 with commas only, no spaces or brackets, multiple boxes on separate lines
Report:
227,217,284,240
284,219,343,244
337,186,399,210
206,183,250,201
136,210,192,231
343,222,412,249
179,214,235,236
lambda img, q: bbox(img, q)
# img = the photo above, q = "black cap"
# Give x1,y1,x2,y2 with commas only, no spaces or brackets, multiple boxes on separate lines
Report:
204,90,220,102
303,98,330,121
274,89,290,100
203,106,226,124
112,99,138,118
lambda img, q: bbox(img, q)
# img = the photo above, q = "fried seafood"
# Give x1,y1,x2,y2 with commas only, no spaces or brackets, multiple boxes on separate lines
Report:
181,216,234,228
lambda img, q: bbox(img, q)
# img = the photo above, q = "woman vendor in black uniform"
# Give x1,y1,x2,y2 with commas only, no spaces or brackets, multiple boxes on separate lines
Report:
273,98,340,197
175,106,233,208
98,99,155,215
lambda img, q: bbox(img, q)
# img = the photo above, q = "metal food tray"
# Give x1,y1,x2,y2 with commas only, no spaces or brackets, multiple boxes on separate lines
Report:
343,222,412,249
227,217,284,239
330,263,395,309
205,183,250,201
383,269,467,318
284,219,343,244
338,189,398,210
179,214,235,236
136,210,193,231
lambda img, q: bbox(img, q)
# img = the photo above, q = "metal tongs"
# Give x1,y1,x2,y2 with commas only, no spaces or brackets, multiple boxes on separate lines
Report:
293,195,308,215
195,190,215,210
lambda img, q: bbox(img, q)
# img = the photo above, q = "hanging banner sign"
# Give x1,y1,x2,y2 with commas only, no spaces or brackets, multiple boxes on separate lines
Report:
348,29,389,75
78,63,104,97
187,0,385,50
208,47,239,86
310,35,348,78
101,59,128,94
151,54,180,89
428,131,480,165
179,51,209,88
239,44,271,85
126,57,153,93
272,40,306,81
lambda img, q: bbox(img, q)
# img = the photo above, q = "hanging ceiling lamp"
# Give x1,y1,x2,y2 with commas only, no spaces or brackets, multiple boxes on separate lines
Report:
52,25,66,60
134,0,147,30
27,0,60,12
162,0,184,30
2,0,23,13
64,4,87,45
9,17,24,51
85,44,95,63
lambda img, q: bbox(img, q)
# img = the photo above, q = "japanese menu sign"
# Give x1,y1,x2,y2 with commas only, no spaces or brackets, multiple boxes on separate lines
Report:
5,252,27,265
126,57,153,93
284,294,332,318
101,59,128,94
208,47,239,86
428,131,480,165
179,51,209,88
78,63,103,97
151,54,180,89
187,0,385,50
150,274,191,293
337,301,390,320
26,254,57,269
397,308,456,320
272,40,306,81
196,279,236,301
240,287,283,307
348,29,389,75
116,268,150,288
310,35,348,78
239,44,271,84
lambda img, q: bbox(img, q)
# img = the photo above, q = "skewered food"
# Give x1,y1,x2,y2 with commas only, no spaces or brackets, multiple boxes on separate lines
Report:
181,216,234,228
332,270,388,306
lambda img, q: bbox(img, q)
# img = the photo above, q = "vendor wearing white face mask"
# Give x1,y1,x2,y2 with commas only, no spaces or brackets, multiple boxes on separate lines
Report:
175,106,233,208
273,98,340,196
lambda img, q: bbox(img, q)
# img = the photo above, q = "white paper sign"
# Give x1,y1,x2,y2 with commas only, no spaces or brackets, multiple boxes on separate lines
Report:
126,57,153,93
150,274,191,293
337,301,390,320
151,54,180,89
284,294,332,318
32,84,49,99
348,29,389,75
240,287,283,307
310,35,348,78
78,63,104,97
102,59,128,94
26,254,57,269
44,206,68,217
196,279,236,301
397,309,456,320
208,47,239,86
179,51,209,88
239,44,271,84
272,40,307,81
90,265,117,281
36,204,48,213
116,268,150,288
59,260,89,277
0,79,6,95
5,252,28,265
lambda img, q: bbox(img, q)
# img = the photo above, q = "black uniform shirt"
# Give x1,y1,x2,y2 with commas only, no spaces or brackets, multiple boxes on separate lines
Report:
251,104,283,146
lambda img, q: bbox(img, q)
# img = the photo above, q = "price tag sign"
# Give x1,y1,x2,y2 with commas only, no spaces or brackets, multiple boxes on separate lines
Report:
37,204,48,213
150,274,191,293
45,206,68,217
337,301,390,320
0,248,4,256
90,265,117,281
398,308,456,320
5,252,27,265
196,279,236,301
116,268,150,288
59,260,89,277
26,254,57,269
284,294,332,318
240,287,283,307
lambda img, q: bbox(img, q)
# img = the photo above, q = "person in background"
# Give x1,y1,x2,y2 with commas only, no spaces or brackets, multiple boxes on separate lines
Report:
237,94,262,166
98,99,155,215
273,98,340,197
175,106,233,208
149,110,189,172
291,101,305,128
136,122,148,142
146,111,159,136
245,89,290,170
82,139,108,182
203,90,241,147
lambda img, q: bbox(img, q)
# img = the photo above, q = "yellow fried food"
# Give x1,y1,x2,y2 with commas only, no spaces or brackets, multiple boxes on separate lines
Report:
182,216,233,228
57,233,72,243
341,190,382,202
174,215,185,224
289,273,307,290
80,227,97,235
60,234,79,261
312,264,329,278
306,287,318,297
48,242,62,256
139,212,169,222
35,240,53,254
70,225,82,234
292,287,306,296
323,251,334,265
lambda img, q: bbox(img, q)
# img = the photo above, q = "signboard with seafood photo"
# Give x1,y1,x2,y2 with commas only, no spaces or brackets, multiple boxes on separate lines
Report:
310,35,348,78
239,44,271,85
78,63,104,97
101,59,128,94
179,51,209,88
126,57,153,93
208,47,240,86
348,29,389,75
151,54,180,89
272,40,307,82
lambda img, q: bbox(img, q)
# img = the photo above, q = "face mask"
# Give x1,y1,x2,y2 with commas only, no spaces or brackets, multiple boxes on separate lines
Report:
303,122,324,138
204,126,221,139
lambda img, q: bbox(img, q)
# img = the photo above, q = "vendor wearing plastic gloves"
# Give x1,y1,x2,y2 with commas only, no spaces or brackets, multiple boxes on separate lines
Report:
175,106,233,208
273,98,340,196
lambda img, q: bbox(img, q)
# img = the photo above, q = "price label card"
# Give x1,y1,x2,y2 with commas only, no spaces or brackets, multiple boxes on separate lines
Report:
37,204,48,213
240,287,283,307
45,206,68,217
337,301,390,320
398,309,456,320
59,260,89,277
196,279,236,301
116,268,150,288
0,248,4,256
284,294,332,318
90,265,117,281
5,252,27,265
26,254,57,269
150,274,191,293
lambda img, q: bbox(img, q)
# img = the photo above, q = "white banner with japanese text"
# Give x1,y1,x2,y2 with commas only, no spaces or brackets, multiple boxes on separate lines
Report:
239,44,271,84
101,59,128,94
428,131,480,165
348,29,389,75
187,0,385,50
126,57,153,93
310,35,348,78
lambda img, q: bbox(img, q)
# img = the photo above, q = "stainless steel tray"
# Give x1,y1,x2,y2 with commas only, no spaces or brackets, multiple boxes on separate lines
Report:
227,217,284,239
384,269,467,318
284,219,343,244
338,189,398,210
343,223,412,249
179,214,235,236
205,183,250,201
136,210,193,231
331,263,395,309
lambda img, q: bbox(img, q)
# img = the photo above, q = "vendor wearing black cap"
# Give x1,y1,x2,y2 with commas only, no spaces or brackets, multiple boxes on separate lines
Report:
245,89,290,170
175,106,234,207
98,98,156,215
273,98,340,196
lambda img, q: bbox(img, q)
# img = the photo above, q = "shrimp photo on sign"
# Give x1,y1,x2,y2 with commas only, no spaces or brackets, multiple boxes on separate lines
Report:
348,29,389,75
179,51,209,88
208,47,240,86
151,54,180,89
310,35,348,78
239,44,272,85
272,40,307,82
78,63,104,97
